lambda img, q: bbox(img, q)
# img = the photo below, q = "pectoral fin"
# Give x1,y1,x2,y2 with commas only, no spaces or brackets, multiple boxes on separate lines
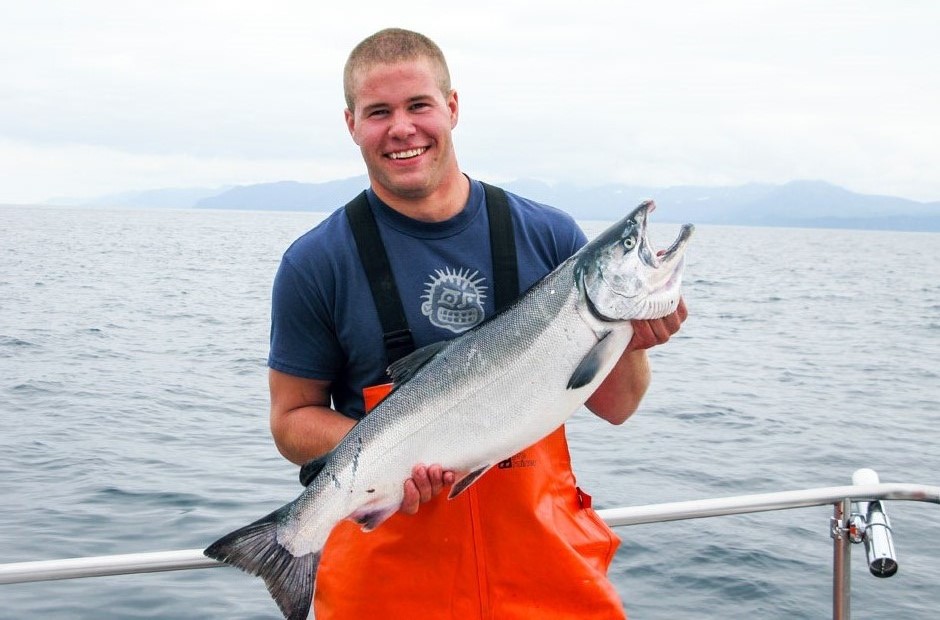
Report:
566,331,615,390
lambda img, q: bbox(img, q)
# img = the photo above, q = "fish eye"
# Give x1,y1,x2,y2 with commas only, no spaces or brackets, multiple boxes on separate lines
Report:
623,236,637,250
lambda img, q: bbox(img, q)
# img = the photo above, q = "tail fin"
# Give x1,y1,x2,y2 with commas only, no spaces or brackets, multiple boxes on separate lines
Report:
204,506,319,620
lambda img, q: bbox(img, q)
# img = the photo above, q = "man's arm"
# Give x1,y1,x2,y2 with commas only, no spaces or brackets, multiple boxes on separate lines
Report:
268,369,355,465
268,368,453,513
585,298,688,424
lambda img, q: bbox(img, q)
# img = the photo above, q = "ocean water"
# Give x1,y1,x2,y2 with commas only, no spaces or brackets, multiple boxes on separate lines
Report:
1,204,938,619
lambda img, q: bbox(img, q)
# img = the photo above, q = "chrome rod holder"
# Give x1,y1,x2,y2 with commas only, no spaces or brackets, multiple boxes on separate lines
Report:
851,468,899,578
830,469,901,619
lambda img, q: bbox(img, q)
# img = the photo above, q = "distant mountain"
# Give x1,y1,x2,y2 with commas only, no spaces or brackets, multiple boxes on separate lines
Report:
194,177,369,211
501,179,940,231
709,180,940,226
50,177,940,232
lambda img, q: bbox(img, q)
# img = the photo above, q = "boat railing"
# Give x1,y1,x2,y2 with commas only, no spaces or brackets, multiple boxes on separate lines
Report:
2,468,938,620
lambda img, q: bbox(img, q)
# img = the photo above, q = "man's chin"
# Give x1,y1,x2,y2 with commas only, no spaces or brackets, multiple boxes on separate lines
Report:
373,174,432,200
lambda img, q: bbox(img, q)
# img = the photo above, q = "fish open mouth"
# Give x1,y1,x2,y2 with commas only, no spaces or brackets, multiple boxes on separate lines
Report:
643,221,694,293
637,202,693,269
658,223,695,264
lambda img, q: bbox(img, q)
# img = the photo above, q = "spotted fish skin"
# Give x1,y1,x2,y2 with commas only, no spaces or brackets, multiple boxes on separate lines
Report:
204,201,694,620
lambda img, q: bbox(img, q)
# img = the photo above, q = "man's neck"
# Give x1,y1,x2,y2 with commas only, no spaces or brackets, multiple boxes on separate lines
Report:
373,173,471,223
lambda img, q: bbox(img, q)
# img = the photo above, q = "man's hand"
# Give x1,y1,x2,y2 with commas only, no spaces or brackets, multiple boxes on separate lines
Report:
627,297,688,351
586,297,688,424
400,464,456,515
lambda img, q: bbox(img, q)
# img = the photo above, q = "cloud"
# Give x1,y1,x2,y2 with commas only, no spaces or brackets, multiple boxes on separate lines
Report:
2,1,939,203
0,138,364,203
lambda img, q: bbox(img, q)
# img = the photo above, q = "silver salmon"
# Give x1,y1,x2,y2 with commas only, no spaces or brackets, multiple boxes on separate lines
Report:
205,201,694,619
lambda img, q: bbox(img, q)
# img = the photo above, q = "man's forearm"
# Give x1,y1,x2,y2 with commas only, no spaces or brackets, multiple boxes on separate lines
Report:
270,405,357,465
584,349,651,425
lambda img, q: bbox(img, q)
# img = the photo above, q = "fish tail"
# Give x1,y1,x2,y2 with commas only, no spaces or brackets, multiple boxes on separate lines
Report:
204,506,319,620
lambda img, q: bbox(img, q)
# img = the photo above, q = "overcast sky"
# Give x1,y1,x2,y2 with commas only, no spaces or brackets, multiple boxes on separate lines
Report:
2,1,938,204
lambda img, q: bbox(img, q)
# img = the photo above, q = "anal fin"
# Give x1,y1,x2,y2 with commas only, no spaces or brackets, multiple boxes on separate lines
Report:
350,505,399,532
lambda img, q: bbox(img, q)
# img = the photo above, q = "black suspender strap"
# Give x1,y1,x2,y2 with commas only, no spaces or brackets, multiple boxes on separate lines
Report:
344,191,416,364
481,182,520,313
344,184,519,364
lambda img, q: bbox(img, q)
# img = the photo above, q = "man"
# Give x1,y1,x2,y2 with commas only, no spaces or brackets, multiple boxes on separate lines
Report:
267,28,686,619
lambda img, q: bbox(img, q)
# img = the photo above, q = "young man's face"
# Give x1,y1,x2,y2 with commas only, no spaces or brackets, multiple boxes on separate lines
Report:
345,57,460,204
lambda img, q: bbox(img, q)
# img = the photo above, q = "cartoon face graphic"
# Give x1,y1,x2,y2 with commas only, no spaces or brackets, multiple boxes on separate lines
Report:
421,268,487,333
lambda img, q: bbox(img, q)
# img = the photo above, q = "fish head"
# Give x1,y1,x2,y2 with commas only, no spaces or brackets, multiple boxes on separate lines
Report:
574,200,694,321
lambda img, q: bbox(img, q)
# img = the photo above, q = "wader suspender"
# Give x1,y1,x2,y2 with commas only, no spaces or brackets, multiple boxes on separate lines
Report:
344,182,519,365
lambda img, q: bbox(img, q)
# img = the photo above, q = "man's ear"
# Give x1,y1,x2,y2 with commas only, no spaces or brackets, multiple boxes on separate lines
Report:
344,108,359,144
448,90,459,129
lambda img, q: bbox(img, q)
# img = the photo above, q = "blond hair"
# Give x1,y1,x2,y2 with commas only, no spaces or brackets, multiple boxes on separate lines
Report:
343,28,452,110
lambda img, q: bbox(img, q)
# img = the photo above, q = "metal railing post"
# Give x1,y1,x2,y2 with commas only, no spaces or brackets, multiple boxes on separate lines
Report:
832,497,852,620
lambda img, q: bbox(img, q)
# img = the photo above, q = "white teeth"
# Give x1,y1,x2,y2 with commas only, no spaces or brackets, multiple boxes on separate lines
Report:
388,148,426,160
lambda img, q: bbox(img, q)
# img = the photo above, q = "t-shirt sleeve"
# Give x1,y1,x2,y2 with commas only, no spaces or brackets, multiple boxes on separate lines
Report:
267,255,343,380
563,215,589,260
544,207,588,266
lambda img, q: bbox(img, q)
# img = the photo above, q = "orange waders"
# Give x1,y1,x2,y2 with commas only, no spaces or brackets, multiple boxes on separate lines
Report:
318,184,625,617
313,385,626,619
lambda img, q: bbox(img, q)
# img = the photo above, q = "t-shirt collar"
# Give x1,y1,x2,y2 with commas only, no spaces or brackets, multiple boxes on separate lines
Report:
365,177,484,240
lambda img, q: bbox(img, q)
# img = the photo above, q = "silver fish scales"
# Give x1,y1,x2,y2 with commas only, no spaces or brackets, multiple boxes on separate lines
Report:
205,200,694,620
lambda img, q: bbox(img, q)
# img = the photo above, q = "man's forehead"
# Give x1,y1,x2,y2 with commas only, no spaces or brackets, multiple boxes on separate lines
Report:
351,57,441,84
350,59,449,107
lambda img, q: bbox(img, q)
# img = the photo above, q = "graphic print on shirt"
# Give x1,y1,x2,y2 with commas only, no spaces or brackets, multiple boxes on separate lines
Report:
420,267,487,333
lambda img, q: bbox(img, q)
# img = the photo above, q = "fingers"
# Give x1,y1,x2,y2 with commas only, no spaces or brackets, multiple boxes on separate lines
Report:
401,464,455,516
627,320,655,351
413,464,437,502
676,297,688,322
400,479,420,515
627,297,688,351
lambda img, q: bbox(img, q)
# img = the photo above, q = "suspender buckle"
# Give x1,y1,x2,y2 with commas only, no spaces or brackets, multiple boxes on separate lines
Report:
383,329,415,362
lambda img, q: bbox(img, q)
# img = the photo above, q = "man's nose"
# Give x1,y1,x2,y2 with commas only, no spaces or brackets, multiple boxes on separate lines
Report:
388,111,416,139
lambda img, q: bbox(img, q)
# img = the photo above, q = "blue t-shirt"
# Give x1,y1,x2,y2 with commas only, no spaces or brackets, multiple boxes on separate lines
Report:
268,178,587,419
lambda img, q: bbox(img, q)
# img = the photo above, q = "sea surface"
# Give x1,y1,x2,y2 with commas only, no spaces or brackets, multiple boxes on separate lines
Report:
1,204,938,619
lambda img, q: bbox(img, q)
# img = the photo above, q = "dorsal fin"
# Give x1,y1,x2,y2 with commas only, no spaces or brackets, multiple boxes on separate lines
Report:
386,341,448,385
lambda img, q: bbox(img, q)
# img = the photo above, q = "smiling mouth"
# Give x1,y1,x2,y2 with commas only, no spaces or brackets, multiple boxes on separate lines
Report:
387,147,428,160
